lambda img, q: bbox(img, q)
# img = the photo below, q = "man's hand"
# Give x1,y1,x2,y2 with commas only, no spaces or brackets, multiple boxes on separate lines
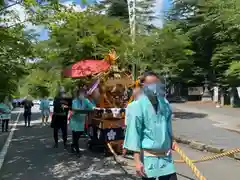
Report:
172,142,176,151
134,152,146,177
135,161,146,177
61,104,68,108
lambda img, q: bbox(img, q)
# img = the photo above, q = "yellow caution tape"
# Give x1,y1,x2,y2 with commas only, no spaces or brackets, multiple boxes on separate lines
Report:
173,142,206,180
107,139,240,180
174,147,240,163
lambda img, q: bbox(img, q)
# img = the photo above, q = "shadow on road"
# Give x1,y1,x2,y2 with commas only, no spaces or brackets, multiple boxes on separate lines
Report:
0,120,134,180
0,111,195,180
173,111,207,120
0,112,21,149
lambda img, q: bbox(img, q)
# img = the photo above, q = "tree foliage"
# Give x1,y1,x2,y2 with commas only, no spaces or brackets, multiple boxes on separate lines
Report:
99,0,158,32
97,0,129,22
17,0,240,98
0,0,35,99
168,0,240,86
19,6,132,97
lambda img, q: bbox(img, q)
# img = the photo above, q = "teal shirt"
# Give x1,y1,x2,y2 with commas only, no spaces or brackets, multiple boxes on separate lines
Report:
40,99,50,110
90,99,96,106
123,94,175,178
125,101,137,126
70,98,95,132
0,103,11,119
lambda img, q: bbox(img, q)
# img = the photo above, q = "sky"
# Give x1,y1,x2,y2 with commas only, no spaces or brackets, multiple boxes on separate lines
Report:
7,0,172,40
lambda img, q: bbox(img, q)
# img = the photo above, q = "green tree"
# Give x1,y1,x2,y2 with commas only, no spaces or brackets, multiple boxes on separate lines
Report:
0,1,35,99
99,0,158,32
46,10,130,66
128,24,194,81
21,7,132,97
166,0,240,93
25,0,240,97
97,0,129,22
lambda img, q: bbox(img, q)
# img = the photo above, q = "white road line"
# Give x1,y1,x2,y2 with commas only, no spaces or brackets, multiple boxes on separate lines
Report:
0,112,21,170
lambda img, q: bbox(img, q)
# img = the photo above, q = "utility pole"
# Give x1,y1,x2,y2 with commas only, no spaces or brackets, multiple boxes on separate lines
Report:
127,0,137,80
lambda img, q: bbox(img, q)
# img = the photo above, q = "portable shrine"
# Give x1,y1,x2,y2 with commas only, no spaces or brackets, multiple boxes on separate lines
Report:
63,50,135,155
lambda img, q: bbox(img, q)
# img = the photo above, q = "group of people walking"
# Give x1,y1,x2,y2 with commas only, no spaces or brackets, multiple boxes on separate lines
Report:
0,96,36,132
18,87,97,158
51,87,96,157
14,70,177,180
49,71,177,180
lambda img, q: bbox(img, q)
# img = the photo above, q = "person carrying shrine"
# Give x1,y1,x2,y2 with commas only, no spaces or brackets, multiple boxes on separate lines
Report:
123,71,177,180
70,88,95,157
52,87,70,149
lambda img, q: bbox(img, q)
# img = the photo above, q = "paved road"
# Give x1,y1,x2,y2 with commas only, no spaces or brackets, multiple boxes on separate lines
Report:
0,110,132,180
0,112,18,155
123,145,240,180
174,146,240,180
172,103,240,149
0,108,239,180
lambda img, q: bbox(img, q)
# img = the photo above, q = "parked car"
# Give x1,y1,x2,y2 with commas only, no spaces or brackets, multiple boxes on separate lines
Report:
33,100,40,105
12,98,24,107
167,96,187,103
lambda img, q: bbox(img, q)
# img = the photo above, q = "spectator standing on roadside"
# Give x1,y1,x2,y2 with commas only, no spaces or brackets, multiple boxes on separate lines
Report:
0,97,12,132
22,96,34,127
40,96,50,126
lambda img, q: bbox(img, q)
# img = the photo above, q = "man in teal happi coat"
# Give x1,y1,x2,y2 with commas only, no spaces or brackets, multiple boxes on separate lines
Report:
70,88,95,157
0,97,12,132
124,72,177,180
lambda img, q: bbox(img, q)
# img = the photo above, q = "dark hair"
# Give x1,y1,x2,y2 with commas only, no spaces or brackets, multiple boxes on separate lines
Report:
141,71,159,83
76,88,85,95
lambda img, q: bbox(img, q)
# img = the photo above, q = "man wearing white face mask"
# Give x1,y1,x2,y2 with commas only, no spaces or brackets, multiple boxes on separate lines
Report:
124,71,176,180
52,87,70,149
70,88,95,157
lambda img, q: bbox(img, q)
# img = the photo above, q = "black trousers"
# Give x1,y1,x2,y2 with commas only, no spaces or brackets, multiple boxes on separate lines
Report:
2,119,9,132
53,124,67,145
142,173,177,180
24,113,31,126
53,115,68,145
71,131,84,153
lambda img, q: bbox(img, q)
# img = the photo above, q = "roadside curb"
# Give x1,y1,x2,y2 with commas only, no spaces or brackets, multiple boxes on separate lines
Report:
174,136,240,161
